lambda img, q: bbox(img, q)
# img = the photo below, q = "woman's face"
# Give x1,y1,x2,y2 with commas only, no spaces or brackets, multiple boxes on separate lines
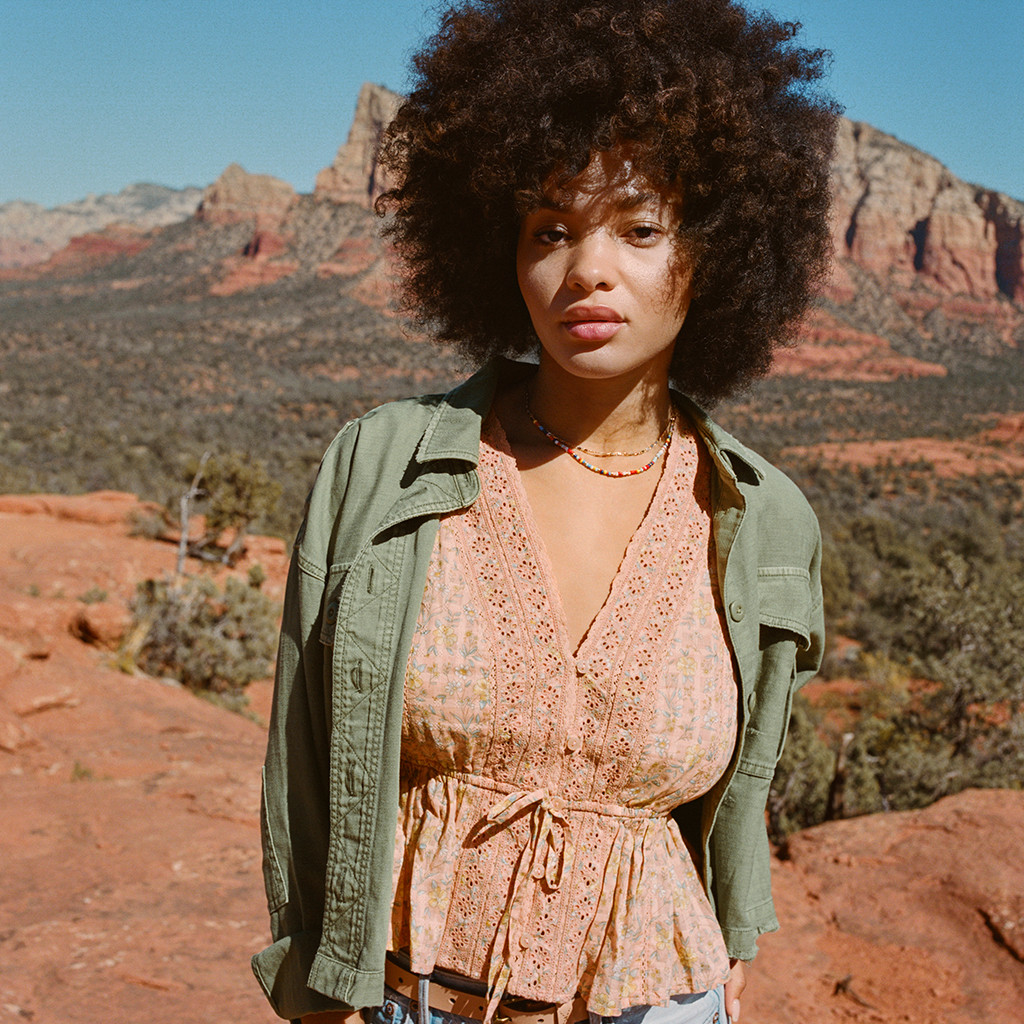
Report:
516,147,693,385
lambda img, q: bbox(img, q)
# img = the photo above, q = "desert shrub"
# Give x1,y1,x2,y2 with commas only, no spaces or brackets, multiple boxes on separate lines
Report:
180,451,283,563
193,452,281,541
770,533,1024,839
127,573,278,693
872,547,1024,754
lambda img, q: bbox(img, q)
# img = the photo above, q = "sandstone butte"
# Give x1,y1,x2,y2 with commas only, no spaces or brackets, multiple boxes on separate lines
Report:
193,86,1024,326
1,490,1023,1023
4,82,1022,378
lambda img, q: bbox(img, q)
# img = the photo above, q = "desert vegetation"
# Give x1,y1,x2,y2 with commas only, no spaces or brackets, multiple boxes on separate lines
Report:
122,569,278,707
767,461,1024,839
3,211,1024,831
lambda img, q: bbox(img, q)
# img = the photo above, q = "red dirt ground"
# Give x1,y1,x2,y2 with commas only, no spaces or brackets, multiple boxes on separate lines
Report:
1,494,1021,1023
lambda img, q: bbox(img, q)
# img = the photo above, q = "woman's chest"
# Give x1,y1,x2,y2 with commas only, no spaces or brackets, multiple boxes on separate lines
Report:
400,430,739,808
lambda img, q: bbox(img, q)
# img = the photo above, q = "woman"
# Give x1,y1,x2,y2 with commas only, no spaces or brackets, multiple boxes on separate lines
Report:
253,2,834,1023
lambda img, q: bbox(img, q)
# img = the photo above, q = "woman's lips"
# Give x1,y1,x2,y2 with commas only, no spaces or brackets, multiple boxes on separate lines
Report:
562,316,624,341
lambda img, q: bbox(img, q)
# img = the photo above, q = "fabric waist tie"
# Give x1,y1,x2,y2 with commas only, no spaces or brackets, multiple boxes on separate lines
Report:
405,772,672,1021
481,788,574,1022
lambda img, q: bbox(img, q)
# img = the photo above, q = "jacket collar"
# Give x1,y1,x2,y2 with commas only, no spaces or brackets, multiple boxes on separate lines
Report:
414,359,507,466
673,391,765,487
414,357,764,487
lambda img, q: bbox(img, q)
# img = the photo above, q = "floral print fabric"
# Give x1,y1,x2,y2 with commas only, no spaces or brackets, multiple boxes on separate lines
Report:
389,412,737,1017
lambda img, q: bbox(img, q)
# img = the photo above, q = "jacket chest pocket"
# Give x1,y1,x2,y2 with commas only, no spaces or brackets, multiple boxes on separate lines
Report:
757,566,811,649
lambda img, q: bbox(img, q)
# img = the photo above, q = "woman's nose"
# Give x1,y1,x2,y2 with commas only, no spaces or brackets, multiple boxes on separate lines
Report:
565,234,617,292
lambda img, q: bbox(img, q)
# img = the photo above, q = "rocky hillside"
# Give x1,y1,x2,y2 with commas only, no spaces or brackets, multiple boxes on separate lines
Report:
779,118,1024,380
0,182,203,268
1,82,1022,526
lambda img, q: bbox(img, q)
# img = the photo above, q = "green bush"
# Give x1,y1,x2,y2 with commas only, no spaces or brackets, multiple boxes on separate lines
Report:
182,451,283,564
193,452,282,546
127,573,278,693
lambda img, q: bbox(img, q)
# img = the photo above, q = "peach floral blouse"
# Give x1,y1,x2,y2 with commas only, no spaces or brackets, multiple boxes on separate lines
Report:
388,411,738,1018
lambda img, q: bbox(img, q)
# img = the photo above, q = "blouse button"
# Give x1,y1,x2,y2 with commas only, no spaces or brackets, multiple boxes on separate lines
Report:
519,933,535,949
728,601,745,622
566,734,582,753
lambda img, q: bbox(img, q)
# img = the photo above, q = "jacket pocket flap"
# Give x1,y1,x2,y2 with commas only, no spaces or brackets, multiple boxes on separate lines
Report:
757,566,811,646
319,562,351,646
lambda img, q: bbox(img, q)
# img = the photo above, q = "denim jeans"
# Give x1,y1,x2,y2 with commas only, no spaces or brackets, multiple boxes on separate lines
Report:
365,983,728,1024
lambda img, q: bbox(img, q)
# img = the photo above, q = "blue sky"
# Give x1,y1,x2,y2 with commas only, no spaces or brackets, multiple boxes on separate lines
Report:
2,0,1021,208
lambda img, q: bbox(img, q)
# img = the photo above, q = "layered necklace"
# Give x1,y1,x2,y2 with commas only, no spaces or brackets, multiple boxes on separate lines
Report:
525,389,674,478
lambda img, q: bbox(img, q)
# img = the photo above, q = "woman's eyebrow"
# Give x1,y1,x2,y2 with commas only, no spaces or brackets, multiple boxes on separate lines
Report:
618,191,661,210
535,190,663,212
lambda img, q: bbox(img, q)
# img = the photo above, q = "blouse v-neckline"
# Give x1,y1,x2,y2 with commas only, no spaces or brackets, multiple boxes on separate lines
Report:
482,409,685,665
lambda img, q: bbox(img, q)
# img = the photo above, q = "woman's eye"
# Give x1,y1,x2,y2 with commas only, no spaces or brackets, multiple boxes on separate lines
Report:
535,228,568,245
628,224,663,243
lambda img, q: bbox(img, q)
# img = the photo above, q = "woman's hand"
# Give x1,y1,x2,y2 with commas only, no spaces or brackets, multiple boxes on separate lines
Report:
724,959,746,1022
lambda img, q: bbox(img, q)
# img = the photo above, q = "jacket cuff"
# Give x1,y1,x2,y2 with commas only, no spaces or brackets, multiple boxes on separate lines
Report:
720,913,779,964
253,930,381,1020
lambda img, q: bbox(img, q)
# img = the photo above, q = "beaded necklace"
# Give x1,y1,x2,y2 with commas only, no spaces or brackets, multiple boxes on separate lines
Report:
525,390,674,478
571,423,670,458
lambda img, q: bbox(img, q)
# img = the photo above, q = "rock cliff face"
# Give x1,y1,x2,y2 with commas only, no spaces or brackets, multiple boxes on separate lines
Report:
784,118,1024,379
314,82,403,208
194,163,297,231
831,119,1024,303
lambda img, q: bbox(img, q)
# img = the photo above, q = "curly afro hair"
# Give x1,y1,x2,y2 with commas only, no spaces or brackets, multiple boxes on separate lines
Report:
377,0,839,405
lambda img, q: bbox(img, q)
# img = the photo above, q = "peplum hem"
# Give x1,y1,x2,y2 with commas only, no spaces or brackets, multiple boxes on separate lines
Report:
389,768,731,1016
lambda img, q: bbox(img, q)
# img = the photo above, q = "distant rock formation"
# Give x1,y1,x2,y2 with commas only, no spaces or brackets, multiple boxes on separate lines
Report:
314,82,403,208
0,183,202,269
195,163,297,231
5,85,1021,372
831,119,1024,303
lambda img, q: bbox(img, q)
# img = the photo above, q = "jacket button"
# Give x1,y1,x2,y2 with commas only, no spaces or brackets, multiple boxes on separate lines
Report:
747,692,757,712
729,601,745,622
325,599,339,624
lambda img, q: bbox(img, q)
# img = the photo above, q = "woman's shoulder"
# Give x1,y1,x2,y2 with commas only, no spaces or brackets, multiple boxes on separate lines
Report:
682,399,814,516
323,392,447,460
681,400,821,577
319,360,504,472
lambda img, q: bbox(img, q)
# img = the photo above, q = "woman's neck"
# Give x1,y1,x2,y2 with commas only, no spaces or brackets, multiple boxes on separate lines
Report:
522,360,673,454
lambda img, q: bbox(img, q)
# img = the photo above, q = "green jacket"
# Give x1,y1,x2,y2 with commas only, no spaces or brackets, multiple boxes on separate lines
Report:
252,361,824,1021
